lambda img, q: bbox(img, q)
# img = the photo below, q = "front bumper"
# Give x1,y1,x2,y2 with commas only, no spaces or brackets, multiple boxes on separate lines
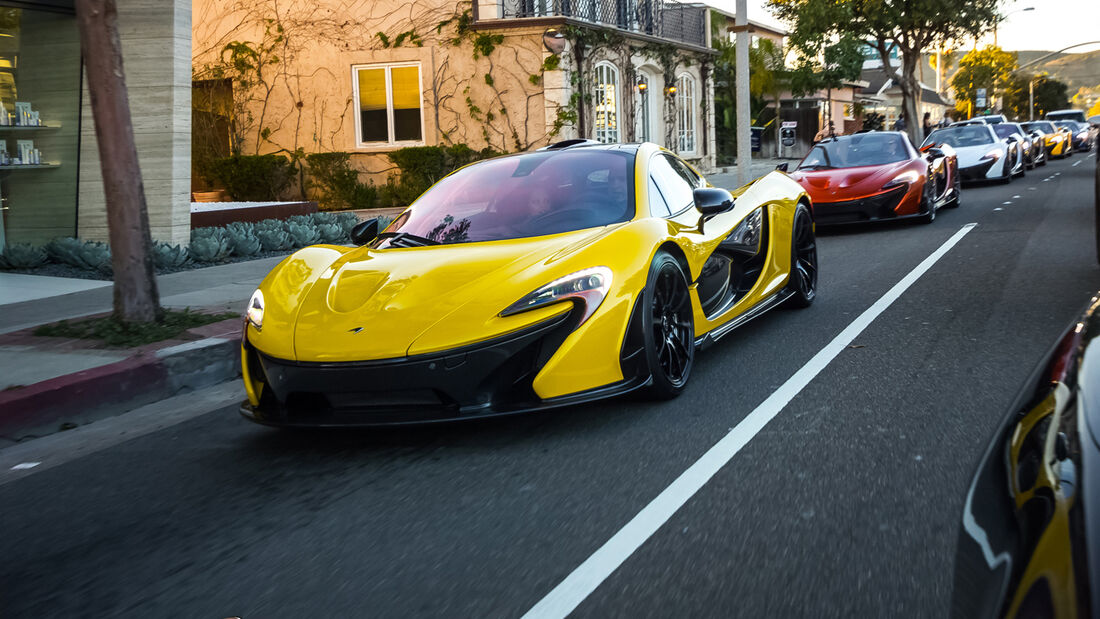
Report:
812,186,909,225
240,311,645,426
958,159,999,182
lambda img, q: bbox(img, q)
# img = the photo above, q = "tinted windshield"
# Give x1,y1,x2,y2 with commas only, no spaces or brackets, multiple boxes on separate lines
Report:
924,126,994,148
992,124,1020,139
1023,122,1055,133
798,133,909,170
1047,111,1085,122
377,150,634,246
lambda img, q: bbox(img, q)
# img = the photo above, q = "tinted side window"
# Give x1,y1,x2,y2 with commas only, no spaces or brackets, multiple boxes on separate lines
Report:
650,154,695,213
648,177,671,217
668,157,701,187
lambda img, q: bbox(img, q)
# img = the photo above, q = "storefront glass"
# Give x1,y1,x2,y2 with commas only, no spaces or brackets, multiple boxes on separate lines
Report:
0,4,81,251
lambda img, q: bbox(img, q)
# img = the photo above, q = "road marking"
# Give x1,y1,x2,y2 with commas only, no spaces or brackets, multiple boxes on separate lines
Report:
1012,195,1021,199
1002,201,1012,205
0,381,243,486
1074,161,1081,167
1028,187,1037,191
994,208,1004,211
521,223,980,619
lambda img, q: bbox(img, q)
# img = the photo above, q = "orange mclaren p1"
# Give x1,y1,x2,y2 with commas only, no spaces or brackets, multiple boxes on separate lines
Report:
787,131,961,226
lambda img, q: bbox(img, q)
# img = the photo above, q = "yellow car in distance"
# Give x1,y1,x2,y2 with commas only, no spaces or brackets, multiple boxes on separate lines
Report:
239,141,816,426
1022,121,1072,158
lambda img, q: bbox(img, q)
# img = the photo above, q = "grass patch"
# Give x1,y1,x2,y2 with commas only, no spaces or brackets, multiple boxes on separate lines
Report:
33,309,239,348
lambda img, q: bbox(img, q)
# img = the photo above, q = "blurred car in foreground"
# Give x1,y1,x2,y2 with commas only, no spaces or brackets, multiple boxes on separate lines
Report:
925,124,1023,183
238,141,817,426
951,295,1100,619
787,131,958,225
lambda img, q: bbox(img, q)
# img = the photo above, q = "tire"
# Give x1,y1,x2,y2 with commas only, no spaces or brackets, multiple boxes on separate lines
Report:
784,203,817,308
642,251,695,400
918,184,938,223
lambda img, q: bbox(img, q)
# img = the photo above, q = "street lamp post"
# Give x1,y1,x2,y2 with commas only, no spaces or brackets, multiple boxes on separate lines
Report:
1015,40,1100,120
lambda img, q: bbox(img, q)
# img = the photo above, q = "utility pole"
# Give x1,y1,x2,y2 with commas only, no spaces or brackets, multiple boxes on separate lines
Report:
735,0,750,186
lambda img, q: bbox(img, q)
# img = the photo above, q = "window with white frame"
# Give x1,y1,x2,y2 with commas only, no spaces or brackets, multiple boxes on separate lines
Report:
354,63,423,146
676,73,696,153
593,62,620,143
635,72,650,143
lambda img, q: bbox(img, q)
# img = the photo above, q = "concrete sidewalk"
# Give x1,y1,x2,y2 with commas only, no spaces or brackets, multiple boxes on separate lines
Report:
707,157,793,189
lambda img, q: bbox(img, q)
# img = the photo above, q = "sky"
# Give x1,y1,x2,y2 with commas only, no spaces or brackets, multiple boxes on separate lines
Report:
704,0,1100,54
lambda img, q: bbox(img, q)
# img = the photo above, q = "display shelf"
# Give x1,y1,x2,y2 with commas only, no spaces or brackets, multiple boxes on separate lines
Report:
0,123,60,131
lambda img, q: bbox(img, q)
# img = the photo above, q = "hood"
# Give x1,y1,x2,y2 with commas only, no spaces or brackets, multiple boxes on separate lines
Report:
789,162,907,203
952,143,1004,167
286,226,622,362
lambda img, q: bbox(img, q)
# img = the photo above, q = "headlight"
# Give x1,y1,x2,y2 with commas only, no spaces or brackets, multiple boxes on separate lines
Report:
246,289,264,330
881,170,921,190
500,266,612,326
981,149,1003,161
722,207,763,256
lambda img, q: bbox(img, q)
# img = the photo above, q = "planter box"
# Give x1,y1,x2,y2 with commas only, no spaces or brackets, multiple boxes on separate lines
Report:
190,201,319,228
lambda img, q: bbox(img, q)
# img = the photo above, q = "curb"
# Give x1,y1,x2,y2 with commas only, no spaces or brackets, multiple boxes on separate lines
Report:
0,336,241,441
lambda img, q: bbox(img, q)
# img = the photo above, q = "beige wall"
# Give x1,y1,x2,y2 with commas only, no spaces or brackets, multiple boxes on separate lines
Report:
78,0,192,245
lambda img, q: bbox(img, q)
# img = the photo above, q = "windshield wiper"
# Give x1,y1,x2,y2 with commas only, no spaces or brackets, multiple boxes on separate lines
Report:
377,231,441,247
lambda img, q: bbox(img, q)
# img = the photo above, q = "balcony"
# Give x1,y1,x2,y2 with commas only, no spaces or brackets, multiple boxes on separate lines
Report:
475,0,709,49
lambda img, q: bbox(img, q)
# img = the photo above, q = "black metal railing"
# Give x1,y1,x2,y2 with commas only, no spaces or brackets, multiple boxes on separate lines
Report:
491,0,708,48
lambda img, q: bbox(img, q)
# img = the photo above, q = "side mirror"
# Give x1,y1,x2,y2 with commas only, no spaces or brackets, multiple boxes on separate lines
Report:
350,218,380,245
694,187,735,216
775,162,789,172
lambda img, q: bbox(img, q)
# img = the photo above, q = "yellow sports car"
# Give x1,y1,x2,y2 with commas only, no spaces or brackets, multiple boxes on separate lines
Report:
1022,121,1072,158
239,141,816,426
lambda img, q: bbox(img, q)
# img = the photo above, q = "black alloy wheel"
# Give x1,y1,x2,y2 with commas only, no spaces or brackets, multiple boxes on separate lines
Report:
918,182,937,224
642,251,695,399
784,203,817,308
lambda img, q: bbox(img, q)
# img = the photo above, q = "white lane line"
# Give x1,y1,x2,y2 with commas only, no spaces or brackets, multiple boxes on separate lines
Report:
1002,201,1012,205
522,223,980,619
1012,195,1021,199
994,208,1004,211
1028,187,1037,191
1074,160,1082,167
10,462,39,470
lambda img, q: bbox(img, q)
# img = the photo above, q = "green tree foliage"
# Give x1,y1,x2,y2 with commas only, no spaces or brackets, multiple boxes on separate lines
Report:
768,0,999,142
950,46,1017,116
1001,74,1070,120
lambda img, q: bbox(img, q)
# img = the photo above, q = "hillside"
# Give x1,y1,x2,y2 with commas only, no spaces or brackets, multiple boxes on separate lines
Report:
1019,49,1100,90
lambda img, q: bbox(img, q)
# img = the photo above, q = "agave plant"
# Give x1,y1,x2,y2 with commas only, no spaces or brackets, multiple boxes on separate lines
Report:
189,234,232,263
191,226,229,244
257,228,292,251
151,241,190,269
0,243,48,269
311,212,338,227
286,221,322,248
287,214,317,228
254,219,287,236
45,238,111,272
316,222,346,244
225,223,262,257
333,212,360,236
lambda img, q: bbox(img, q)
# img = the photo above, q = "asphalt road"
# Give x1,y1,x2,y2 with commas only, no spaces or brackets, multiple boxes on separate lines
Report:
3,152,1099,618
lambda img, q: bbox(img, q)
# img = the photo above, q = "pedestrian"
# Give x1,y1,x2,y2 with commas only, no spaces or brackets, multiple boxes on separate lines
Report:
922,112,932,139
892,115,907,132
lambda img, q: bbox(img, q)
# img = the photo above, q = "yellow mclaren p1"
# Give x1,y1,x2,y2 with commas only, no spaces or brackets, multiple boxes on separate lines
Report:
1023,121,1072,159
239,141,816,426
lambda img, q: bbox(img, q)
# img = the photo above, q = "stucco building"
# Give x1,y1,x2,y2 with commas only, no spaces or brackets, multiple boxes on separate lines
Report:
191,0,718,193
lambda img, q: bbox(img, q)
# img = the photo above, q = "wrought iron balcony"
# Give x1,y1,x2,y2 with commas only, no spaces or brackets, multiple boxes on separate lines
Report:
478,0,709,49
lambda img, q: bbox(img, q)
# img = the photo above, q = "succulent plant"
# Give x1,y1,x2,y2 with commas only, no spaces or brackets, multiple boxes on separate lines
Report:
229,230,262,257
311,212,338,227
45,237,112,272
257,228,292,251
316,222,346,244
151,241,190,269
0,243,48,269
286,221,322,248
189,234,232,263
225,221,256,237
254,219,287,236
191,226,229,244
287,214,317,228
332,212,360,236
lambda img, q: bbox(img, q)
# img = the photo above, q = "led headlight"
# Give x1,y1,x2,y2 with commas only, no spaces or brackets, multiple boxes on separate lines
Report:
881,170,921,190
723,207,763,256
246,289,264,330
981,149,1003,161
500,266,612,326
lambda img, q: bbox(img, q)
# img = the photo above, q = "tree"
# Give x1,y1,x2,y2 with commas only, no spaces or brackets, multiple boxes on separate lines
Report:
950,46,1017,118
768,0,999,144
75,0,160,323
748,38,790,157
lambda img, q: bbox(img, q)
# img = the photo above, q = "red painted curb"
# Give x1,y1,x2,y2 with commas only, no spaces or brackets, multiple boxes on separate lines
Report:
0,354,170,438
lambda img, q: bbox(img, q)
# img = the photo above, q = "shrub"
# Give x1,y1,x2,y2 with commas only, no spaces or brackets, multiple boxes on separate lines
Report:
0,243,48,269
46,237,111,272
189,234,232,263
305,152,379,211
317,223,346,244
206,154,294,201
386,145,501,205
285,221,321,248
151,242,190,269
332,212,361,236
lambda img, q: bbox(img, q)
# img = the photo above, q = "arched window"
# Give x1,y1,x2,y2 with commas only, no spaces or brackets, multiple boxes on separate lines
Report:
676,73,696,154
593,62,620,143
635,72,651,142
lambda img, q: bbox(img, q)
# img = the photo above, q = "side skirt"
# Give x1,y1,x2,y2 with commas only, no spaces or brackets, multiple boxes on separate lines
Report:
694,289,795,351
